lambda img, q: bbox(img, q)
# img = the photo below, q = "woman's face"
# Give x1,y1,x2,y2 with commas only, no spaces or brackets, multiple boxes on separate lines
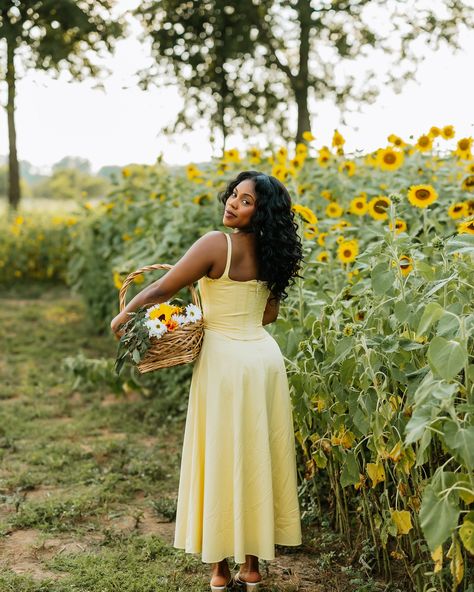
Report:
223,179,257,231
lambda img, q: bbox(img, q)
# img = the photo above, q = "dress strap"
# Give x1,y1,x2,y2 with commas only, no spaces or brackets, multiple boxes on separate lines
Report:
222,232,232,278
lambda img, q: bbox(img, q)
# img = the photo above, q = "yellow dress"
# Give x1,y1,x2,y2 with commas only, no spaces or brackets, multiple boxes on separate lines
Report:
173,232,302,564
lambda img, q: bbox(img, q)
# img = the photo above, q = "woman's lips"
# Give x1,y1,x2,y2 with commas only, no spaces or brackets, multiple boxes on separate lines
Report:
224,209,237,218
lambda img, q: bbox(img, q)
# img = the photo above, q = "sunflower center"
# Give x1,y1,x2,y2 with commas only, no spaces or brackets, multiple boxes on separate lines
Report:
415,189,431,200
419,137,429,146
343,249,352,257
459,139,470,150
453,205,462,212
465,176,474,187
374,200,388,213
384,153,397,164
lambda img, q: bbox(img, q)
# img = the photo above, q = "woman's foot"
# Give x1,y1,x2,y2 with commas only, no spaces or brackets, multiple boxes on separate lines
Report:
210,558,232,587
237,555,262,583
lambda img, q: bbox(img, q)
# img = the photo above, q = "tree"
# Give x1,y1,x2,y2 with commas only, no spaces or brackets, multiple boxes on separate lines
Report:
32,167,110,201
53,156,92,174
133,0,474,149
0,0,126,211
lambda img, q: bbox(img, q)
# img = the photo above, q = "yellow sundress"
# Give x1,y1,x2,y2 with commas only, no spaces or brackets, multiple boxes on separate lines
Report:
173,231,302,564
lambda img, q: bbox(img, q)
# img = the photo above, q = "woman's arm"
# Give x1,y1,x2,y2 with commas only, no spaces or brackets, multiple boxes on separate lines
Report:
262,294,280,326
110,231,222,336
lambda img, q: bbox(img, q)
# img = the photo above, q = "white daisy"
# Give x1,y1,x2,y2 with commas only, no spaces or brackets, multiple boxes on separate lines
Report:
172,313,188,326
184,303,202,323
145,318,168,339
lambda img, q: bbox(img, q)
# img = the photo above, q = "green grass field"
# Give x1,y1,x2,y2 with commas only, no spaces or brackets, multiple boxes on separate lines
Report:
0,284,398,592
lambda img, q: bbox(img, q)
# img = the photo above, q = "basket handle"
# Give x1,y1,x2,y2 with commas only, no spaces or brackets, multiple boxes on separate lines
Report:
119,263,202,313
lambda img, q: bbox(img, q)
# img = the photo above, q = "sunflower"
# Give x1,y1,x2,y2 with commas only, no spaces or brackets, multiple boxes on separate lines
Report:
458,218,474,234
377,147,404,171
448,202,469,219
429,126,441,138
466,199,474,215
302,131,316,142
318,148,331,167
290,155,306,170
398,255,413,276
292,204,318,224
223,149,241,163
388,134,406,147
297,183,311,195
186,164,204,180
317,232,328,246
349,196,368,215
304,225,319,240
272,164,289,183
113,271,123,290
465,163,474,174
248,147,262,164
462,175,474,192
320,189,332,200
148,302,181,323
388,218,407,234
415,134,433,152
317,251,329,262
364,152,378,167
441,125,455,140
337,240,359,264
368,195,391,220
336,235,345,244
295,142,308,156
332,129,345,147
455,137,473,159
407,184,438,208
331,220,351,231
325,202,344,218
275,146,288,163
347,269,360,283
338,160,356,176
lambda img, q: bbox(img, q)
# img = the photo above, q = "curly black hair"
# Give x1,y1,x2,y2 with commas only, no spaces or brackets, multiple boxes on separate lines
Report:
218,170,304,302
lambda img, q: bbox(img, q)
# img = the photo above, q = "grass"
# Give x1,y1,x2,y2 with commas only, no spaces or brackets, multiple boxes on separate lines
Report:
0,284,398,591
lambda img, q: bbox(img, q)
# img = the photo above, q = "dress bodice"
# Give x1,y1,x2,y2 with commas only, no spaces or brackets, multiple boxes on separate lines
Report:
197,232,271,339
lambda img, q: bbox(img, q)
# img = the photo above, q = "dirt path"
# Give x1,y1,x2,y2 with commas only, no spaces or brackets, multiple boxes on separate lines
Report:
0,287,390,592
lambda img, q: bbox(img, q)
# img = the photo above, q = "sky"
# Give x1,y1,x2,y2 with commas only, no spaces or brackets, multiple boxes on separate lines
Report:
0,0,473,175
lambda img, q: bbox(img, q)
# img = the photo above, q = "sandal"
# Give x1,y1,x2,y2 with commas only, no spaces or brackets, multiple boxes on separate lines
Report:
234,572,261,591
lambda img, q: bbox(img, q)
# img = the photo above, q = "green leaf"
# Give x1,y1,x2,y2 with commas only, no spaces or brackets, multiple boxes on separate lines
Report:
340,451,360,488
442,420,474,470
427,336,467,380
132,348,141,364
446,233,474,254
415,260,436,281
419,471,460,552
405,404,436,444
394,300,410,323
417,302,445,337
459,520,474,555
371,262,394,295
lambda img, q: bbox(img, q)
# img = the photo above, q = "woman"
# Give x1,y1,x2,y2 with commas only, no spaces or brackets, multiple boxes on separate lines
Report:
111,171,304,591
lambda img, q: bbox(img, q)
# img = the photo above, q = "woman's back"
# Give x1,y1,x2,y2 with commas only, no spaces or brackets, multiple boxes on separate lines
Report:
198,232,270,340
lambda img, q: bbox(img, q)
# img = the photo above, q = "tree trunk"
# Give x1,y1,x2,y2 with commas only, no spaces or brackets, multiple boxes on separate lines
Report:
6,36,21,211
295,82,310,143
295,0,312,143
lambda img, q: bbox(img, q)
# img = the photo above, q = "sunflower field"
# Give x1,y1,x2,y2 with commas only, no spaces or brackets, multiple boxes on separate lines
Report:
35,126,473,590
0,213,77,284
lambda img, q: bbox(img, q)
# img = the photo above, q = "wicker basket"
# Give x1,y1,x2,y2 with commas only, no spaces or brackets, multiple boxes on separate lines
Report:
119,263,204,373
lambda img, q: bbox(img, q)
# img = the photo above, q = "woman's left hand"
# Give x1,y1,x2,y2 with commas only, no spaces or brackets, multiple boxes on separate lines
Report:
110,312,129,339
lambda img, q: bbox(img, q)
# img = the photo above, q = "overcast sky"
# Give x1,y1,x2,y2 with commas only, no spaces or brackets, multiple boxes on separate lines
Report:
0,0,473,174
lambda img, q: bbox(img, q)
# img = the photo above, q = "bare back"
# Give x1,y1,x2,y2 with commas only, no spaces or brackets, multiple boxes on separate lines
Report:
207,231,259,282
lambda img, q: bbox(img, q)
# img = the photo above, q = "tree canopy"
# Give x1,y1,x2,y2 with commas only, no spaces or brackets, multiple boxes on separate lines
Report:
133,0,474,148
